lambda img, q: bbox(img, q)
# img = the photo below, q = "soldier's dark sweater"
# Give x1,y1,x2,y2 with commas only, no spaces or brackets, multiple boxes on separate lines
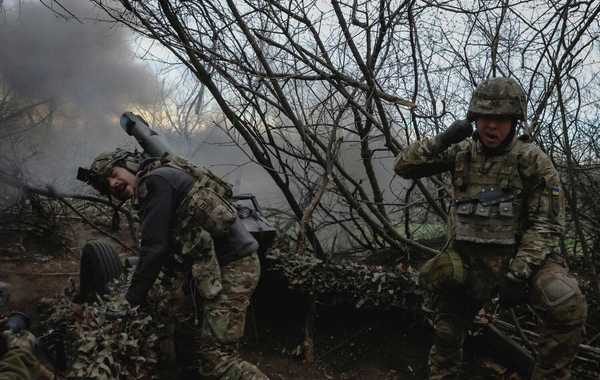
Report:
125,164,258,307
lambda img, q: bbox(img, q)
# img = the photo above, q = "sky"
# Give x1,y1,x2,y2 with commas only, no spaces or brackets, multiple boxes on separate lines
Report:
0,0,398,215
0,0,159,191
0,0,283,204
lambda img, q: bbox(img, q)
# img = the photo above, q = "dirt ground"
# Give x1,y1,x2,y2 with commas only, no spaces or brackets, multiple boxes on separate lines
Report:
0,251,484,380
1,242,598,379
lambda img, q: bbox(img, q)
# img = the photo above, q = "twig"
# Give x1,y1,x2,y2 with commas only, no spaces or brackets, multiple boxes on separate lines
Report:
0,269,78,276
494,318,600,360
317,323,372,360
509,308,538,357
58,199,136,254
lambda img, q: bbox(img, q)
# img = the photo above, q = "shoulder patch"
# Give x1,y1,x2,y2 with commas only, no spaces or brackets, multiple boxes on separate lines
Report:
551,186,561,217
138,182,149,201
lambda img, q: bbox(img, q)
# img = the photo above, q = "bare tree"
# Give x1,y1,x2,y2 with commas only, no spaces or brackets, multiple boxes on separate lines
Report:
86,0,600,273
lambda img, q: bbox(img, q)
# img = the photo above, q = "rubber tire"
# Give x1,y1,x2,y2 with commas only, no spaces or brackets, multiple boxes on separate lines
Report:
80,241,124,295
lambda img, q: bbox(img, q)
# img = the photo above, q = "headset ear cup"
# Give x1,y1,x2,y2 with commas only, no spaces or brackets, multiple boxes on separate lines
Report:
122,156,140,175
87,149,140,194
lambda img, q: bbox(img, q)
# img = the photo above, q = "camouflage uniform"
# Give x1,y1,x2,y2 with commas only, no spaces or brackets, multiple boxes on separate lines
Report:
0,329,40,380
172,253,264,380
394,78,587,380
0,347,40,380
82,152,269,380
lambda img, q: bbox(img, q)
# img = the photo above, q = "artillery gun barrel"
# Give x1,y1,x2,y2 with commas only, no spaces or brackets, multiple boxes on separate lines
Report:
120,112,178,158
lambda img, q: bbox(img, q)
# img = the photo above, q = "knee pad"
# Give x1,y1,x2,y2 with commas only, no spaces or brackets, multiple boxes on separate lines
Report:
546,292,587,328
536,272,587,327
536,271,578,307
434,322,462,352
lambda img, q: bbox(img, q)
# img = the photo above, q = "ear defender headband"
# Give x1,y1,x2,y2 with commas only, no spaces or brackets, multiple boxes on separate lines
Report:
77,149,139,195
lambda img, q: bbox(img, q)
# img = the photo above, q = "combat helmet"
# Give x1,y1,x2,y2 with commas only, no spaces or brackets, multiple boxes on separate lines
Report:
77,148,140,195
467,77,527,122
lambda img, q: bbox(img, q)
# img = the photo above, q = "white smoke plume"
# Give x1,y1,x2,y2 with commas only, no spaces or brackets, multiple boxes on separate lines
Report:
0,0,158,191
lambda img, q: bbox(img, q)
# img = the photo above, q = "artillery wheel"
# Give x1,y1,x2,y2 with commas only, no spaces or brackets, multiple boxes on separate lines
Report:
80,241,124,295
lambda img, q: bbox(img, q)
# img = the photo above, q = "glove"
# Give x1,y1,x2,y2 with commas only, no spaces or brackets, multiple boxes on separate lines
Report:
439,120,473,146
2,329,36,352
494,275,529,309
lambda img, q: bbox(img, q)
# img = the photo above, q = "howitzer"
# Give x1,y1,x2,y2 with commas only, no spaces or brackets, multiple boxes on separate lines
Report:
118,111,276,255
120,111,175,159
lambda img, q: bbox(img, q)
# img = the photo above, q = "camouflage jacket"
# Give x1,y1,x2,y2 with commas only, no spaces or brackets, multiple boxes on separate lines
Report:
126,163,258,306
0,347,40,380
394,133,564,279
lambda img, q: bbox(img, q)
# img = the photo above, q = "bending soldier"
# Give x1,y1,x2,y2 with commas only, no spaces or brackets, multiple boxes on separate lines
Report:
80,150,269,380
394,77,587,379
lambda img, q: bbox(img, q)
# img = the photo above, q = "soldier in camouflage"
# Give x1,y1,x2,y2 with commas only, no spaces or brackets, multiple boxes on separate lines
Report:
81,150,269,380
394,77,587,379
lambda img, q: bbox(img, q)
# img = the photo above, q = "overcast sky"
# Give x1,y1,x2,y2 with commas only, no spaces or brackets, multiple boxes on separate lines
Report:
0,0,154,112
0,0,159,190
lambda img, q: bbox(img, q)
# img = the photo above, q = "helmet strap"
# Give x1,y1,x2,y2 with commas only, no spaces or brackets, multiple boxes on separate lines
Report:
110,198,128,232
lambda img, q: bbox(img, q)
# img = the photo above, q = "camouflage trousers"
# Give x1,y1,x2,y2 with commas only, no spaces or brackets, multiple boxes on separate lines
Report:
428,242,587,380
172,253,269,380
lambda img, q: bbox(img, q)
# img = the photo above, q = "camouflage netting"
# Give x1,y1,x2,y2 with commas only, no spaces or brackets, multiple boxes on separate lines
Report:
273,251,423,310
38,270,179,380
36,252,423,379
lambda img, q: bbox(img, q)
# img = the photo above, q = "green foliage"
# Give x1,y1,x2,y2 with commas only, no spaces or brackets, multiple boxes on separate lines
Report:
393,222,446,241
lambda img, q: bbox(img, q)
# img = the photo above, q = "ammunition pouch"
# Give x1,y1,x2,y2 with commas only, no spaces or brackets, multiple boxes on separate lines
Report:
185,183,238,237
418,250,467,293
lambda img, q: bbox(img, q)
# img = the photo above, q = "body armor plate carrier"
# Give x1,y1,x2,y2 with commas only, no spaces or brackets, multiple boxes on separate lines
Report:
451,139,529,245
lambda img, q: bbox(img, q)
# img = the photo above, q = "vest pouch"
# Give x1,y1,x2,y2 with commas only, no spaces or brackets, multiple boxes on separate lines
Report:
418,250,467,293
499,202,514,217
188,184,238,237
474,204,492,217
168,156,233,198
457,203,474,215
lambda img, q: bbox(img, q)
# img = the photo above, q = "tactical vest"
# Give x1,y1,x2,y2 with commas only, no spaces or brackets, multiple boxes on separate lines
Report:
142,155,238,238
137,155,238,298
451,138,530,245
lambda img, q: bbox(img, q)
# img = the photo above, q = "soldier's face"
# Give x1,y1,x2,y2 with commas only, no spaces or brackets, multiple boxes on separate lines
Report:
107,166,138,200
476,115,513,149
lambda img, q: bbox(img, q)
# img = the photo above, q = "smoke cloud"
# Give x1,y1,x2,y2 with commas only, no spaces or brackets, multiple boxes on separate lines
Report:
0,0,158,190
0,0,154,113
